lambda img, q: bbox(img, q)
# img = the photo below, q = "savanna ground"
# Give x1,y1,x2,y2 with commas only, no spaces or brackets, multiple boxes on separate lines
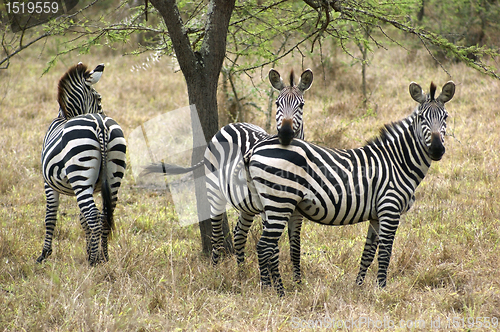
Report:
1,34,499,331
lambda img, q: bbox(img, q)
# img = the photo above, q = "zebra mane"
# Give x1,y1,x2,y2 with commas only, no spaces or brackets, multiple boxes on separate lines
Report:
57,63,90,118
429,82,437,101
289,70,294,87
366,116,413,147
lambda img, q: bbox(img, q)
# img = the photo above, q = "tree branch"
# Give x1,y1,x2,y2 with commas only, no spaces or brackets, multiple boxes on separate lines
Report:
1,32,49,69
149,0,196,76
200,0,236,77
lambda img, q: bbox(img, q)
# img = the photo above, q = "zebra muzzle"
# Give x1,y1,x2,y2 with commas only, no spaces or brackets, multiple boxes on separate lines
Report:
428,132,445,161
278,118,294,146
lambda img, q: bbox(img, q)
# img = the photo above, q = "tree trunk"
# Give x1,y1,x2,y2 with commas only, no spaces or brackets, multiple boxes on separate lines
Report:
185,65,233,255
150,0,235,255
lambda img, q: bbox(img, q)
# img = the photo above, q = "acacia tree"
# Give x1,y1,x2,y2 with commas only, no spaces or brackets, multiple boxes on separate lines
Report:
2,0,499,254
148,0,235,254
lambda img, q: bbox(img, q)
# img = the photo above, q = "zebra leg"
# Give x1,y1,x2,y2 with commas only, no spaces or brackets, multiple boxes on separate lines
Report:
288,211,303,283
269,245,284,297
376,218,400,288
100,211,111,263
233,212,255,265
356,219,380,286
37,184,60,263
79,213,91,261
211,213,225,265
208,179,229,266
257,220,287,296
74,188,102,266
256,238,273,288
100,195,117,263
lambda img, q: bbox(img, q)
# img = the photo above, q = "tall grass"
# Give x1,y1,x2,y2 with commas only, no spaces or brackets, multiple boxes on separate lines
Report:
0,37,499,331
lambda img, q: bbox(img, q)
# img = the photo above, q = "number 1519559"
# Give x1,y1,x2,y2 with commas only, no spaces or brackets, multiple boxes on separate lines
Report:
6,1,59,14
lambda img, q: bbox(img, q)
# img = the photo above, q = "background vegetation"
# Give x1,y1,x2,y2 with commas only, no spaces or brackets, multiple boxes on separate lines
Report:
1,30,499,329
1,0,500,328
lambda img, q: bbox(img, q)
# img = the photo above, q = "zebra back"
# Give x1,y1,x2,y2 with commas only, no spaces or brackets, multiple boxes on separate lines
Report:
57,62,104,118
269,68,313,145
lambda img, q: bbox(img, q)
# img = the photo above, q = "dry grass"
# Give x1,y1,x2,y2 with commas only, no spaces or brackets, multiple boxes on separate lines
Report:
1,36,500,331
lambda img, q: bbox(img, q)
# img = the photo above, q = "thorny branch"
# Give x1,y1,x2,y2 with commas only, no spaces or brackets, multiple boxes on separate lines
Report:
1,0,499,79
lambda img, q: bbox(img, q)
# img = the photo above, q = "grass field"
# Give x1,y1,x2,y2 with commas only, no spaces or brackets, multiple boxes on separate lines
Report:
1,36,499,331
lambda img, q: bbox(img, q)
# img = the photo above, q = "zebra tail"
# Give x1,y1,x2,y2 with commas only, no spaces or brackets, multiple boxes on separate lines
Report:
142,160,204,176
100,128,114,232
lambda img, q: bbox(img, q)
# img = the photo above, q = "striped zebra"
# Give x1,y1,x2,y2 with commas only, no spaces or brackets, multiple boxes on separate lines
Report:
246,81,455,295
144,69,313,280
37,62,127,266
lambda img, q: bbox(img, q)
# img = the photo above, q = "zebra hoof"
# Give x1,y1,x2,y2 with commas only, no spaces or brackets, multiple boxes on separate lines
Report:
355,273,366,286
211,252,220,266
293,273,302,284
377,279,387,288
236,256,245,265
36,249,52,263
89,256,99,267
261,278,272,288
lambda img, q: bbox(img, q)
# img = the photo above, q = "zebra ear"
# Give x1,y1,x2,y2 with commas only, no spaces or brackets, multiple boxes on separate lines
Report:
409,82,426,104
87,63,105,85
437,81,455,104
269,69,285,91
297,69,313,92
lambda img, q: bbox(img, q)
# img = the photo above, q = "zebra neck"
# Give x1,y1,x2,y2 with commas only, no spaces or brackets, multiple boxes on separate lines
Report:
368,115,432,184
58,109,66,119
295,127,304,140
404,117,432,184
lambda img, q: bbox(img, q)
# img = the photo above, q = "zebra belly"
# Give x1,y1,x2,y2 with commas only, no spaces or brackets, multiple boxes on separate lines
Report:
297,190,374,226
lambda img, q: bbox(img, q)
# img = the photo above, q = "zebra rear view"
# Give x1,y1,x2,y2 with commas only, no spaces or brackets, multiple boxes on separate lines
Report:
38,63,127,266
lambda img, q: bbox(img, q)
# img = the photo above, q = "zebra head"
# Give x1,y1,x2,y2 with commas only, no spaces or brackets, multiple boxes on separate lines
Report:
58,62,105,118
269,68,313,145
410,81,455,161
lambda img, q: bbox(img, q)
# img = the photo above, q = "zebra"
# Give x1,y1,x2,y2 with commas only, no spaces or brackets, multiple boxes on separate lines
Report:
143,69,313,281
245,81,455,295
37,62,127,266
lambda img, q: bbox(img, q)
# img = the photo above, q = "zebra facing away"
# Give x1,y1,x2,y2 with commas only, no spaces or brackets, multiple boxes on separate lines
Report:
246,81,455,295
143,69,313,280
38,63,127,266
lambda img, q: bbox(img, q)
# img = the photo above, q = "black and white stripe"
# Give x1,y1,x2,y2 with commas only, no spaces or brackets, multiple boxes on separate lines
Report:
246,81,455,295
271,68,313,145
210,69,313,275
143,69,313,281
37,63,127,265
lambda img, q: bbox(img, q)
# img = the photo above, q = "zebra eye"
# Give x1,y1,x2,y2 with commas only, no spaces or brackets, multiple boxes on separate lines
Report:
419,116,428,126
299,102,304,108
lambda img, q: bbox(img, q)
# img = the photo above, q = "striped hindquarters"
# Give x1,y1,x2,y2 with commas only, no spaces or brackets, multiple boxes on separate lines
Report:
204,122,269,215
42,113,126,197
